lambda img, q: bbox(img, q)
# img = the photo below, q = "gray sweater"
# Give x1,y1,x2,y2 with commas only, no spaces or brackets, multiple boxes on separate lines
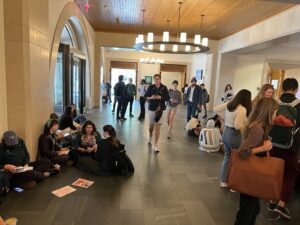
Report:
168,89,182,107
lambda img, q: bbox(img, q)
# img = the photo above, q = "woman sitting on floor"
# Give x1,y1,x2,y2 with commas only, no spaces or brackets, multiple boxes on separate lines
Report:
37,120,71,166
78,125,134,176
0,131,59,189
69,120,101,164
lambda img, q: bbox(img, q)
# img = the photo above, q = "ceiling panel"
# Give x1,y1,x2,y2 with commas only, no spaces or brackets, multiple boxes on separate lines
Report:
75,0,295,39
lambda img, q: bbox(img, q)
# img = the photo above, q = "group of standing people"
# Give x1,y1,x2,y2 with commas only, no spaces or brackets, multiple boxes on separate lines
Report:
214,78,300,224
112,76,136,120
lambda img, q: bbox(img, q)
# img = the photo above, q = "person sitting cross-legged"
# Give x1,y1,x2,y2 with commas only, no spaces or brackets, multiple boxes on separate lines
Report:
0,131,59,189
37,119,71,166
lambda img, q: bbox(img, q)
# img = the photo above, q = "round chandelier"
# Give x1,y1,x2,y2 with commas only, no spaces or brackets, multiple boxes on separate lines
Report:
134,1,209,54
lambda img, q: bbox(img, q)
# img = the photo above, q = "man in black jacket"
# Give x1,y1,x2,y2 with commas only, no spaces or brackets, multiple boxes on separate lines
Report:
186,77,201,122
114,75,128,120
269,78,300,219
145,74,170,153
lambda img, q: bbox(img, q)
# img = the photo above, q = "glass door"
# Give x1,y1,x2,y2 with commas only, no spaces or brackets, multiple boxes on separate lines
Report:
71,55,86,114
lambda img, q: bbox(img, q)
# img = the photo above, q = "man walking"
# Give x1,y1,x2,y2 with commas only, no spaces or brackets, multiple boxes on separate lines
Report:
145,74,170,153
186,77,201,122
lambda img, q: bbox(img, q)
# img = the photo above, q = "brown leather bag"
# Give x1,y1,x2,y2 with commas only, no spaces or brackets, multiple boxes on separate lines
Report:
228,150,284,200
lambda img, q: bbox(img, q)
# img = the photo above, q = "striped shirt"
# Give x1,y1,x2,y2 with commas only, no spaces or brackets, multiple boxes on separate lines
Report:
238,125,264,159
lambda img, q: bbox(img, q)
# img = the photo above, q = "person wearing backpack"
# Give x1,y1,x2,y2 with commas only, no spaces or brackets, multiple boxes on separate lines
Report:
268,78,300,220
114,75,127,120
199,84,209,118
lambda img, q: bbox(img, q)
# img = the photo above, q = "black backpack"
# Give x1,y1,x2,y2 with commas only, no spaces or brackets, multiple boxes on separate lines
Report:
269,99,300,150
114,83,122,96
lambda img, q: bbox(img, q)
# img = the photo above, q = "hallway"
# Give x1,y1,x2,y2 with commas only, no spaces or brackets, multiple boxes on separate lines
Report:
0,104,299,225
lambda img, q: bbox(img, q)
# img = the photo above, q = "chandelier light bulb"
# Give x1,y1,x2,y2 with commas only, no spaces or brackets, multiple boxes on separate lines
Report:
135,37,139,44
147,32,154,42
163,31,169,42
180,32,187,43
185,45,191,51
160,44,165,51
140,58,145,62
194,34,201,44
173,45,178,52
138,34,144,43
202,37,208,47
148,44,153,50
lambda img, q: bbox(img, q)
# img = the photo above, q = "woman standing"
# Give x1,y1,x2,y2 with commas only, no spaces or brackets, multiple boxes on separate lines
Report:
138,79,148,120
166,80,182,138
252,84,276,105
222,84,234,102
234,98,278,225
214,89,252,188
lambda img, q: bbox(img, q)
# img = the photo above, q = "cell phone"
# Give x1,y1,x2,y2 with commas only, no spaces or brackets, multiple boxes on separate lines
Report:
14,187,24,192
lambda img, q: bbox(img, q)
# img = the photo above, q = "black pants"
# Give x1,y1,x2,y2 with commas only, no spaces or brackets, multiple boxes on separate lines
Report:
78,157,112,176
139,96,145,119
234,193,260,225
116,96,128,118
128,96,134,115
50,154,70,165
112,97,117,111
68,149,95,165
11,160,51,186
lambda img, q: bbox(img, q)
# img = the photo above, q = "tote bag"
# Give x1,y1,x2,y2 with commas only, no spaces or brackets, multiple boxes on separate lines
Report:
228,150,284,200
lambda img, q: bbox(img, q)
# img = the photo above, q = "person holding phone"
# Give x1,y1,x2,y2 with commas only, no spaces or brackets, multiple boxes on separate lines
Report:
166,80,182,139
145,74,170,153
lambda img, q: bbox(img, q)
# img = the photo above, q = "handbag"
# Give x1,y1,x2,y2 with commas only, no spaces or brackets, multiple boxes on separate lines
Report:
228,150,284,200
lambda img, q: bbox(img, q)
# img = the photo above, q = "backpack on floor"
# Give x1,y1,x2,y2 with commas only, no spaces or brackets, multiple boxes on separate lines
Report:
269,99,300,150
199,128,221,153
0,170,10,203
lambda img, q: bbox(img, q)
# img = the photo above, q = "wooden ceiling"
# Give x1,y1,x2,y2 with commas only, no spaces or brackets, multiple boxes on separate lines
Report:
74,0,296,40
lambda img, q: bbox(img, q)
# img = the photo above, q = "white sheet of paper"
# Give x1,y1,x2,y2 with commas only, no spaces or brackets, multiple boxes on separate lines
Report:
51,185,77,197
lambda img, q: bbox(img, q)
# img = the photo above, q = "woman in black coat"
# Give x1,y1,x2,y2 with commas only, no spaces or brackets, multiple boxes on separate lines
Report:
78,125,134,176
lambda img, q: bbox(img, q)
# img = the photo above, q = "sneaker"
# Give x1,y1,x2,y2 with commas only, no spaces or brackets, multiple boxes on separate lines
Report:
130,114,134,118
148,137,152,145
274,205,291,220
121,117,127,120
267,202,277,212
219,182,228,188
230,189,236,193
154,145,160,153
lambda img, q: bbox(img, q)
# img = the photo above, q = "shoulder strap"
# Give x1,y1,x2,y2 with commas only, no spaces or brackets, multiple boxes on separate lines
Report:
290,99,300,107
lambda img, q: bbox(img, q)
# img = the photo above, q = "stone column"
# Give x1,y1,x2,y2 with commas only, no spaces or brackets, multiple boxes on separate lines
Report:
4,0,50,159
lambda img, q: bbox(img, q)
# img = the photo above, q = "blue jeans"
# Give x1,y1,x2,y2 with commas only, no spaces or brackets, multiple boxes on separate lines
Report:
220,127,241,183
186,102,197,122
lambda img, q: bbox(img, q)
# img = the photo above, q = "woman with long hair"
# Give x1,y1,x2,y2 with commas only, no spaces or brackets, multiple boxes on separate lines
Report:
252,84,276,105
37,119,70,165
214,89,252,188
78,125,128,176
222,84,234,102
166,80,182,138
69,120,101,164
234,98,278,225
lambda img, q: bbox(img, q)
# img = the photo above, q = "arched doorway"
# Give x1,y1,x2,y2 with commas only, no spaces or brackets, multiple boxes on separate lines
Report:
53,18,90,114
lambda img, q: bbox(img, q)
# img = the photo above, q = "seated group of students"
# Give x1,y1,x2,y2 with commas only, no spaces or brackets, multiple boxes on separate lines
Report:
0,105,134,191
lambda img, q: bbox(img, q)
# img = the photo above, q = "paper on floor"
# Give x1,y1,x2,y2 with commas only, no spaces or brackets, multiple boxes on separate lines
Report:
72,178,94,188
51,185,77,197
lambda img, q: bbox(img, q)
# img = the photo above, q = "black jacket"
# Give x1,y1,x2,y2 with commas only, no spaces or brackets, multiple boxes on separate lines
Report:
37,133,59,161
0,139,30,169
59,114,77,130
186,85,201,104
114,81,126,97
95,139,122,175
144,84,170,111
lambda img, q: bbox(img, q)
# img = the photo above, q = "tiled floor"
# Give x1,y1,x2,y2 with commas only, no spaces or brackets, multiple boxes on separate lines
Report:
1,102,300,225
